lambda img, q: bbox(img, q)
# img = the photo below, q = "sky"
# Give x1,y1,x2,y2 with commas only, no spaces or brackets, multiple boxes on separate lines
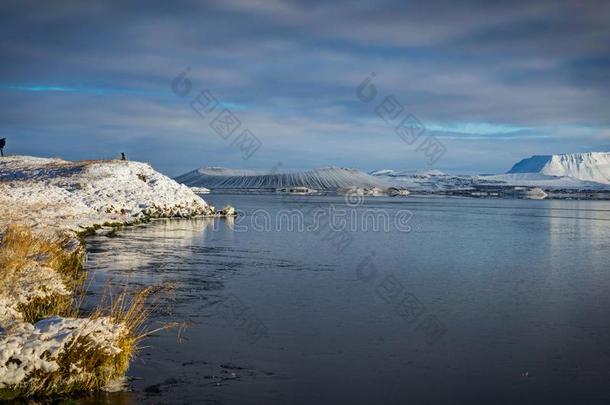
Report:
1,0,609,176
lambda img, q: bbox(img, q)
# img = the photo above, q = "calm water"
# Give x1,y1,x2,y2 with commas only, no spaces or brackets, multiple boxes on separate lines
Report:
84,195,610,404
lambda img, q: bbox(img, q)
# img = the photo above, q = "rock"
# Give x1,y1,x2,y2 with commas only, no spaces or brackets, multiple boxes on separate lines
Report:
221,205,236,216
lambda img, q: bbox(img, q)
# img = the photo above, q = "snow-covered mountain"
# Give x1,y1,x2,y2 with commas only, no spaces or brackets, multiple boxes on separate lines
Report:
371,166,610,192
178,152,610,194
508,152,610,184
176,167,389,190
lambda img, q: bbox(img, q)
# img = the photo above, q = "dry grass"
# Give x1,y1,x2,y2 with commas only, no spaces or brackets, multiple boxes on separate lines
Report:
13,331,132,398
0,225,176,399
95,283,160,358
0,224,86,322
0,224,86,283
19,285,165,398
16,295,73,325
26,284,176,397
97,281,181,351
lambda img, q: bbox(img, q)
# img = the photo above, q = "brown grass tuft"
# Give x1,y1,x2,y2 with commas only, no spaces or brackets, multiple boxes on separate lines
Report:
0,225,176,399
0,224,86,322
16,295,73,324
0,224,86,283
95,282,178,348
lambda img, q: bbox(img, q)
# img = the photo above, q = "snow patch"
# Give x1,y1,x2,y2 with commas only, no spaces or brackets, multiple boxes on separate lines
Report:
0,316,125,390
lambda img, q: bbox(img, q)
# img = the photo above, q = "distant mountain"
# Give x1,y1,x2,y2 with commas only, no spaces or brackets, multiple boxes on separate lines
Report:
176,154,610,193
175,166,390,190
371,169,475,191
508,152,610,184
370,169,446,178
476,173,608,189
370,157,610,191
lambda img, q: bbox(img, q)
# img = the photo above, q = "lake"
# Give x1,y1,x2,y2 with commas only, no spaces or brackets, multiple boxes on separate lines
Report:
84,194,610,404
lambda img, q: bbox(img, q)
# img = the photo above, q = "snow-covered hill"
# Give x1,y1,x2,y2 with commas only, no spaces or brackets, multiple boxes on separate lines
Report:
370,169,474,191
371,164,610,191
508,152,610,184
176,166,390,191
370,169,446,177
0,156,215,232
475,173,609,189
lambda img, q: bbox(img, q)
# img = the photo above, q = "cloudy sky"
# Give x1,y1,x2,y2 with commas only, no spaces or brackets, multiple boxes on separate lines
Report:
1,0,609,175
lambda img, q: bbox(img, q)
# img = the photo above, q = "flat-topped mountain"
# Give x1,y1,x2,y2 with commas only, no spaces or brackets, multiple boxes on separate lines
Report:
175,166,390,191
508,152,610,184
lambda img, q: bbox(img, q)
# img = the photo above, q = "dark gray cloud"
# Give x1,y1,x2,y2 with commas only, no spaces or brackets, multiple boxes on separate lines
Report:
0,0,609,175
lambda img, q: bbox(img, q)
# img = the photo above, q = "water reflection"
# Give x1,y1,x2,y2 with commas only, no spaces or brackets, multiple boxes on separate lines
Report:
86,217,225,285
81,196,610,405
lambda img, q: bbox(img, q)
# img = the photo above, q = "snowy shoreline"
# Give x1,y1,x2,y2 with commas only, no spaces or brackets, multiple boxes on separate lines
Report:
0,156,233,398
0,156,223,232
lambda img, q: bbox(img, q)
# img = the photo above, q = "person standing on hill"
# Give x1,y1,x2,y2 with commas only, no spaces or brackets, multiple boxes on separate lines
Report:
0,138,5,157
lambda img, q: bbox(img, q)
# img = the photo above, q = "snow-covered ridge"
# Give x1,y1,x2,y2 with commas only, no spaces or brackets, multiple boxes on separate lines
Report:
176,166,390,190
0,156,215,232
508,152,610,184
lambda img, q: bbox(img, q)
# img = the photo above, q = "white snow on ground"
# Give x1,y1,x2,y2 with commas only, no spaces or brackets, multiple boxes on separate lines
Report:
476,173,610,189
507,152,610,184
0,156,215,232
0,316,125,389
0,298,24,327
0,156,219,394
0,264,71,326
